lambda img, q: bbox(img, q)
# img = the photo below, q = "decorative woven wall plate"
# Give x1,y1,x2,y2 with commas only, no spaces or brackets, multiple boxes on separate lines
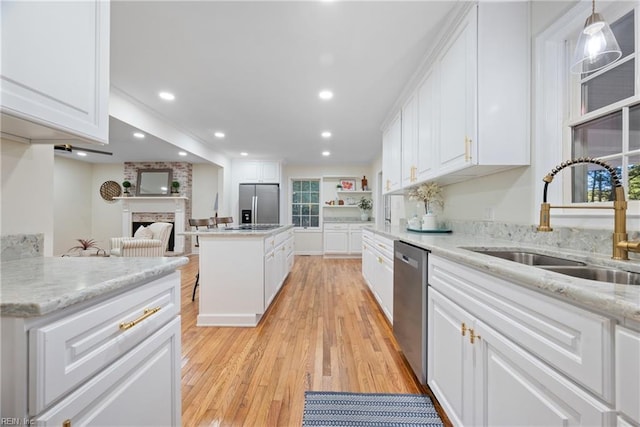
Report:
100,180,122,201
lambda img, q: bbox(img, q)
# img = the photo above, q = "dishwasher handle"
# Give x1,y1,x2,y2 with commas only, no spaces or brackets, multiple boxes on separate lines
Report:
395,251,419,269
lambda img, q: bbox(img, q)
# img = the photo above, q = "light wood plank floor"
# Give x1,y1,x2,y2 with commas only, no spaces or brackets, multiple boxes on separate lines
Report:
178,255,450,426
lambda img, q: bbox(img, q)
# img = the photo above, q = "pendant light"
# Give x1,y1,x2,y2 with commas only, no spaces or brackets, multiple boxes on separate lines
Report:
570,0,622,74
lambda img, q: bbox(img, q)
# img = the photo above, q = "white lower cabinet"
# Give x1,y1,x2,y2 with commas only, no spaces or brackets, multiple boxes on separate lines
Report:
430,288,614,426
324,223,366,256
1,273,182,425
361,230,393,323
264,229,294,310
429,255,618,426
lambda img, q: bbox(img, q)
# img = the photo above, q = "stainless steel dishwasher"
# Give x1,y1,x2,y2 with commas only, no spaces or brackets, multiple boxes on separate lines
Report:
393,240,428,384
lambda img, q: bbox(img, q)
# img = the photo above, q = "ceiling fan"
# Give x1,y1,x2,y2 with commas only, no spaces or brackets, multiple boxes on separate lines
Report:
54,144,113,156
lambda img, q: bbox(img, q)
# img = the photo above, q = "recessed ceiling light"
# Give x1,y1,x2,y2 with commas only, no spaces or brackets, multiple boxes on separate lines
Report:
133,132,145,139
240,152,248,156
318,90,333,100
159,91,175,101
321,131,332,138
178,151,187,156
214,132,225,138
322,151,331,156
76,152,87,157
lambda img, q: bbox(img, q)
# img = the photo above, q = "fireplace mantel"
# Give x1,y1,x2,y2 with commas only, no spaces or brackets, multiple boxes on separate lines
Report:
114,196,189,254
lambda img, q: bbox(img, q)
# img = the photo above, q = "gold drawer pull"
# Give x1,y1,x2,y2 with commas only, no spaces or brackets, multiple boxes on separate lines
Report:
119,307,161,331
461,322,467,336
63,420,71,427
469,328,481,344
378,257,383,264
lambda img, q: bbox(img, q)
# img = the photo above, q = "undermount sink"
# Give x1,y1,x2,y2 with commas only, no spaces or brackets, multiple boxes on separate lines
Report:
466,248,639,285
540,266,640,286
469,249,587,267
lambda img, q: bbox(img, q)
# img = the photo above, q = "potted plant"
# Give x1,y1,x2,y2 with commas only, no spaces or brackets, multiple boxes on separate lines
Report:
407,182,444,230
171,181,180,195
357,197,373,221
68,239,103,256
122,180,132,196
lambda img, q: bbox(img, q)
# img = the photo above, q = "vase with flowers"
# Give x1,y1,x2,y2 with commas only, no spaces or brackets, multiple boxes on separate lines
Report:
357,197,373,221
407,182,444,230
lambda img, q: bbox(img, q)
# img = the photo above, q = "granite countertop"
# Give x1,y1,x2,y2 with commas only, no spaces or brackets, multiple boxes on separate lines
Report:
1,256,189,318
369,225,640,322
181,224,293,237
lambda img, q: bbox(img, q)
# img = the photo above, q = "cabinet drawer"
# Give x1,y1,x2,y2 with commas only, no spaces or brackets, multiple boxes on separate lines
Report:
373,234,394,260
29,272,180,415
324,223,349,231
429,255,613,402
349,224,368,231
264,236,275,252
275,230,289,246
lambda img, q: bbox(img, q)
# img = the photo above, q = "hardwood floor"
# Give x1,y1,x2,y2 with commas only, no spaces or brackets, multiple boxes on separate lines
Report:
178,255,450,426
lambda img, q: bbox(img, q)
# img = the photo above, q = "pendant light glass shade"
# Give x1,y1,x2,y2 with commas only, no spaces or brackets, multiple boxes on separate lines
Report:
570,2,622,74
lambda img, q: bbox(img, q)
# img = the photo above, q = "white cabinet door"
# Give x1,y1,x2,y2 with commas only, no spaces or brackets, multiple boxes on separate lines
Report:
477,318,614,427
428,288,473,427
264,251,276,308
438,5,476,175
416,68,438,182
35,318,181,427
260,161,281,183
382,112,402,194
1,1,110,143
378,253,394,323
616,326,640,425
348,229,362,255
361,235,375,289
324,231,348,254
401,93,418,188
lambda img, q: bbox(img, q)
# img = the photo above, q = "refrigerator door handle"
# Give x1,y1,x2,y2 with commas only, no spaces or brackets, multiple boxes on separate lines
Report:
254,196,258,224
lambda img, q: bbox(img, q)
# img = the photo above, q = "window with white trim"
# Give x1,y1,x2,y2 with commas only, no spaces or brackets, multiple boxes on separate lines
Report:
291,179,320,228
568,8,640,204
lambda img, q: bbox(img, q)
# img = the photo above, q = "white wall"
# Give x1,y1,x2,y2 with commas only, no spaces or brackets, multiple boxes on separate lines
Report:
192,163,221,218
53,156,93,255
1,138,55,255
91,163,125,251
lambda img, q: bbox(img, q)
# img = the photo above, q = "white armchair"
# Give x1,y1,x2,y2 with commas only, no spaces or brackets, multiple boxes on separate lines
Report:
110,222,173,257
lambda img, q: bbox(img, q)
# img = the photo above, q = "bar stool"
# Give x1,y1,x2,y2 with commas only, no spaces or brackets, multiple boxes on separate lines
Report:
189,218,215,301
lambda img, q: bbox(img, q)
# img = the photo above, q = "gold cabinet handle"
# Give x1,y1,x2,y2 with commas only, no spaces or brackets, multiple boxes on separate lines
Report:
461,322,467,336
386,179,390,191
469,328,481,344
464,137,472,162
377,257,383,264
63,420,71,427
119,307,161,331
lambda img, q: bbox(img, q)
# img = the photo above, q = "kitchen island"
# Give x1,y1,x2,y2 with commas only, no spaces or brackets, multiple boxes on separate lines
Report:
1,255,188,425
183,225,294,327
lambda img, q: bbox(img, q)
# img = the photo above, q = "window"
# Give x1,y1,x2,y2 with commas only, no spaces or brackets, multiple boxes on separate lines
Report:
570,9,640,203
292,180,320,228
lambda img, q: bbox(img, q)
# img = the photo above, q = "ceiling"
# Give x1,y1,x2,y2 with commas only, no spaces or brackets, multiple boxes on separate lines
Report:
68,1,458,165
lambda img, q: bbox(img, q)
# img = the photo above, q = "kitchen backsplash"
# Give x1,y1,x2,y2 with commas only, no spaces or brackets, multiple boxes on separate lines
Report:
444,220,640,261
1,233,44,262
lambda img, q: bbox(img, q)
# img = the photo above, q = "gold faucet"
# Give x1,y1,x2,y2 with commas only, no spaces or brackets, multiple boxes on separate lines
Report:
537,158,640,260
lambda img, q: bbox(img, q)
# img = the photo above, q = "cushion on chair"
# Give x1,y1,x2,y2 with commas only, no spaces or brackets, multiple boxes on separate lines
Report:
134,225,154,239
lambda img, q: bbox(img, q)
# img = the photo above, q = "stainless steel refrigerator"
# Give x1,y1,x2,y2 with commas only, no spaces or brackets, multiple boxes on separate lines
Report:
239,183,280,224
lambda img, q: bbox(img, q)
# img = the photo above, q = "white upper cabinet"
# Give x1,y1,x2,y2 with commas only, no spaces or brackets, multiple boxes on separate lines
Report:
384,2,529,189
235,160,281,183
382,112,402,194
438,6,477,176
416,67,439,182
436,3,529,182
401,93,418,188
0,1,110,144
